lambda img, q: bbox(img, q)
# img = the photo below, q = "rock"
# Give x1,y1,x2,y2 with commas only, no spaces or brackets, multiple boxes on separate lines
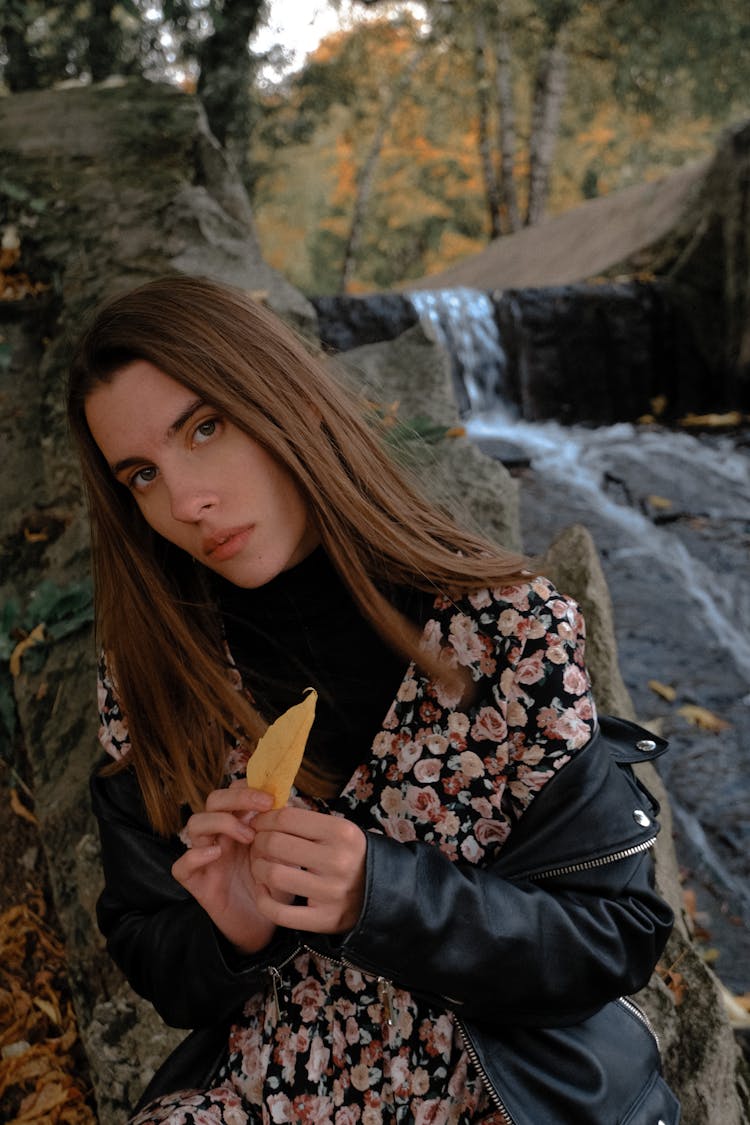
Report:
336,321,521,552
491,280,707,424
539,523,635,719
313,293,419,353
0,78,316,1122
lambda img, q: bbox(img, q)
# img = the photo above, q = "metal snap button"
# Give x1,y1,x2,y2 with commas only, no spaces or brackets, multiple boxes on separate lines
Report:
635,739,657,752
633,809,651,827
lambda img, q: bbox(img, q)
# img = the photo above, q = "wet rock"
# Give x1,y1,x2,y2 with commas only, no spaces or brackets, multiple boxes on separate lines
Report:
313,293,418,353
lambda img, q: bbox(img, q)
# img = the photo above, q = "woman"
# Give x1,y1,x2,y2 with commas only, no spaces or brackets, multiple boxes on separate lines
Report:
68,275,680,1124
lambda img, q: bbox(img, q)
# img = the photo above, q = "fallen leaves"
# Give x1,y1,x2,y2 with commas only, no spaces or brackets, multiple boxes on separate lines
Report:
0,896,96,1124
0,225,49,303
9,625,46,678
679,411,748,430
9,789,38,828
675,704,732,733
648,679,677,703
646,682,730,731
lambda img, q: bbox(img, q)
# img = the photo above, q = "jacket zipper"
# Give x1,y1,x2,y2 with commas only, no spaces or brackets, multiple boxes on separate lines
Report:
266,946,303,1023
617,995,660,1050
450,834,659,1119
525,835,657,881
301,945,396,1027
454,1018,515,1124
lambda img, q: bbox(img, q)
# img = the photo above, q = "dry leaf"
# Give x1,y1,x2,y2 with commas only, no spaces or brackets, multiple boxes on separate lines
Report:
9,789,37,827
23,527,49,544
32,996,60,1023
679,411,745,429
9,624,46,677
648,679,677,703
445,426,466,439
676,704,731,732
647,495,673,510
719,983,750,1029
246,689,318,808
657,963,687,1005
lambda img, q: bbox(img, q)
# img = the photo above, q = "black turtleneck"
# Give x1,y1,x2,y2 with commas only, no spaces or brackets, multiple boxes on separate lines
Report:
213,547,434,779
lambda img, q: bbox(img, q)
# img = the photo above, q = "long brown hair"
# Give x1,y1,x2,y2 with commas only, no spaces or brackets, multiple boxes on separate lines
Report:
68,275,529,834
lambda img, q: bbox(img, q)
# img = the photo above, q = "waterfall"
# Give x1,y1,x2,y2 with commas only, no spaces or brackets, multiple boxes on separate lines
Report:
408,288,512,414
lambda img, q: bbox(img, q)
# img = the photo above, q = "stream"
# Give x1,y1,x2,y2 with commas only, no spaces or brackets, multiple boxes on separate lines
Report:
412,289,750,994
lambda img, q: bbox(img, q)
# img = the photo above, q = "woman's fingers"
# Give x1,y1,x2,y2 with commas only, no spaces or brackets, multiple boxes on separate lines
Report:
250,807,367,934
205,784,274,816
171,842,221,886
185,809,255,849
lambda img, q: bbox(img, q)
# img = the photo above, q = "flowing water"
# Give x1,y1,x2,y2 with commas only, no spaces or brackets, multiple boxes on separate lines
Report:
410,289,750,992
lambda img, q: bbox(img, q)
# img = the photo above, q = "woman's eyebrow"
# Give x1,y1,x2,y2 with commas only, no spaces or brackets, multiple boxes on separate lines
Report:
167,397,205,438
109,398,206,476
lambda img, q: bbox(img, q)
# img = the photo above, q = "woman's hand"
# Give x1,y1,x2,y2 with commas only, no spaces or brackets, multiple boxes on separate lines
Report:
171,781,281,954
249,807,367,935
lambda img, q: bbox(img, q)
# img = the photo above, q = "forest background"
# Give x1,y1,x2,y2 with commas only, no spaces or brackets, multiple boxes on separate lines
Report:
2,0,749,296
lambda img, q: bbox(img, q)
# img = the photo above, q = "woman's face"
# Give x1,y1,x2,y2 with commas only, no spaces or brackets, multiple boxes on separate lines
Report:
85,360,320,588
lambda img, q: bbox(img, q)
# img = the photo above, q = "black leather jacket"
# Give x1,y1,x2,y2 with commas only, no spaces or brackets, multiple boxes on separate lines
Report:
91,716,679,1124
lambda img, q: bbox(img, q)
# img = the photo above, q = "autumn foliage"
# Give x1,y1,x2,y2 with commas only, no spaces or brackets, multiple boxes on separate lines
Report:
0,895,95,1125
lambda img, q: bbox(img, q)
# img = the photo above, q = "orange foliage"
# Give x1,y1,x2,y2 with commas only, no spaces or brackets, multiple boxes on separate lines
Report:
0,895,96,1124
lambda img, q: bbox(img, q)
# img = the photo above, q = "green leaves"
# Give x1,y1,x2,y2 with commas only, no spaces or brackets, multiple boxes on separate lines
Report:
0,579,93,748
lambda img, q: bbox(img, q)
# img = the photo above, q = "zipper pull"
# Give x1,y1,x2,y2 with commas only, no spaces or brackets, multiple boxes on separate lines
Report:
378,977,395,1028
268,965,282,1024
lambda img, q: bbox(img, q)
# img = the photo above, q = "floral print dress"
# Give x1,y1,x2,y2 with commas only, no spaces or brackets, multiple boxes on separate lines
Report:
99,577,597,1125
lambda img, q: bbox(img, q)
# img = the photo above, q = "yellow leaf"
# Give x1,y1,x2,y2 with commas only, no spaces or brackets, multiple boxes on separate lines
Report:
33,995,60,1022
246,690,318,808
679,411,745,429
648,680,677,703
647,495,673,510
10,788,38,827
676,704,731,732
9,623,46,677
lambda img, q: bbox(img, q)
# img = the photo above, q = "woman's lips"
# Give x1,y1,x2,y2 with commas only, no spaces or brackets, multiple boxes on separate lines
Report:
203,527,253,562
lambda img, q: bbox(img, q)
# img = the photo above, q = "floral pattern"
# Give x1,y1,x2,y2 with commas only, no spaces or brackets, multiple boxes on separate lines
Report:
101,577,596,1124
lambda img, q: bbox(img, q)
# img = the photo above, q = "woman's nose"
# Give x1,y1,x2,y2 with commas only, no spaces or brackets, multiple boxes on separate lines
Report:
167,477,218,523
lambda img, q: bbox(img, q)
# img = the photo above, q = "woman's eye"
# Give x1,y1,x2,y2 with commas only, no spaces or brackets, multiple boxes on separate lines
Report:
130,466,157,490
194,418,218,443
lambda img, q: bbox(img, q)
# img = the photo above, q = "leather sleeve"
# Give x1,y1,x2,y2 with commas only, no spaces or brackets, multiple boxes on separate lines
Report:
322,730,674,1030
91,766,299,1029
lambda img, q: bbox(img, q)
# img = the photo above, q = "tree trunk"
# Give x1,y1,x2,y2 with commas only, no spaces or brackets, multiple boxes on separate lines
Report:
339,50,422,293
87,0,122,82
526,23,569,227
197,0,266,186
0,21,39,91
473,11,503,240
493,16,521,234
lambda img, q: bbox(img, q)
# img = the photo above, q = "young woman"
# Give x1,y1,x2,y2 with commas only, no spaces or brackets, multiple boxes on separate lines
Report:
68,275,680,1124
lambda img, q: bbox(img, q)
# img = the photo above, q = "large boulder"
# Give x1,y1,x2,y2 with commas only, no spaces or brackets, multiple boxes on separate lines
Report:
0,77,316,1123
